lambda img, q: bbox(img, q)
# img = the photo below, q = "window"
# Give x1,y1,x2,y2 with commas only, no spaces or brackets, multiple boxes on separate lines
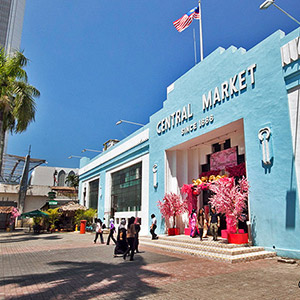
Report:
111,163,142,213
89,179,99,209
57,170,66,186
212,139,231,153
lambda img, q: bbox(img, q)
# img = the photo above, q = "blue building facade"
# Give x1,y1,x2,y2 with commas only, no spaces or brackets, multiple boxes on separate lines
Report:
79,29,300,259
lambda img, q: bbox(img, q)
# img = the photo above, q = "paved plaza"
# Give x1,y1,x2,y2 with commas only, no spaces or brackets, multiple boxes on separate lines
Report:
0,230,300,300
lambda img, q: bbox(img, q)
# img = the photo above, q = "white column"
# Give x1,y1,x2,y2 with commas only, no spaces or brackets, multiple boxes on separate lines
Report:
188,148,200,183
288,87,300,197
176,150,188,191
166,151,178,193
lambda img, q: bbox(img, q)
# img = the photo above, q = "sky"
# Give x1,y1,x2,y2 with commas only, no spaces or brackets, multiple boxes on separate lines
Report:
7,0,300,168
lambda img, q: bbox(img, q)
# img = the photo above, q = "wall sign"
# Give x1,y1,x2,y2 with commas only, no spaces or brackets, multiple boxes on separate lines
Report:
202,64,256,111
156,63,257,136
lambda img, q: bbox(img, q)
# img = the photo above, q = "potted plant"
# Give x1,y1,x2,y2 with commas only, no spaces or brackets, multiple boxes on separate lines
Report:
8,207,20,231
33,217,43,234
209,176,249,244
46,208,61,233
157,192,188,235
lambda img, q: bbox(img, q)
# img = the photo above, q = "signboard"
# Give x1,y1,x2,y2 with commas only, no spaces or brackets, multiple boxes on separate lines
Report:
210,147,237,171
48,201,57,205
48,191,56,199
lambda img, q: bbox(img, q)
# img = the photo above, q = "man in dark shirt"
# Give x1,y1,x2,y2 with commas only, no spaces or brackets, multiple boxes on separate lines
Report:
209,207,220,241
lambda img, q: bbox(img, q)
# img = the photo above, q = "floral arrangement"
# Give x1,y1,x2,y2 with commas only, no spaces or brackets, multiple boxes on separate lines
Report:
157,192,188,228
9,207,20,225
225,162,246,178
199,169,221,178
181,175,227,214
181,184,198,213
192,174,227,189
208,176,249,233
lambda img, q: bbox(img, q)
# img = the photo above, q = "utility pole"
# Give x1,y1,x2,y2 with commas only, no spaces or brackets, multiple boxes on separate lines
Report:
18,146,31,215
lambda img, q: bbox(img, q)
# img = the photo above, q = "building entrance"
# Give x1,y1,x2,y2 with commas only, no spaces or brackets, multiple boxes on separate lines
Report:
165,119,249,235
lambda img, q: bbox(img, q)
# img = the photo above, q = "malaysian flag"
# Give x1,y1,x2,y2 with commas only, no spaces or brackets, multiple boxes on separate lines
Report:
173,6,200,32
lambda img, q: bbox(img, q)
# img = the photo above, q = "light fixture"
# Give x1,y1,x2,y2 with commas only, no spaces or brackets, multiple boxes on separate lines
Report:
68,155,83,159
259,0,273,9
116,119,145,127
260,0,300,25
81,149,102,153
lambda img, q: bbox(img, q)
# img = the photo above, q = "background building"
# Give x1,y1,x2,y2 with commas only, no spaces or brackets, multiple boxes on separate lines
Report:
0,0,26,54
0,166,79,214
0,0,26,160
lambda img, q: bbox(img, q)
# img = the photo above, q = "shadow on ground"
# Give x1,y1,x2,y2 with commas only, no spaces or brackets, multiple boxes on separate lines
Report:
1,255,171,299
0,233,63,243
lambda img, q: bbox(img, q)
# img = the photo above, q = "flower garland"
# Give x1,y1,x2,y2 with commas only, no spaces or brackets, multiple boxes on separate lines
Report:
199,169,221,179
225,162,246,178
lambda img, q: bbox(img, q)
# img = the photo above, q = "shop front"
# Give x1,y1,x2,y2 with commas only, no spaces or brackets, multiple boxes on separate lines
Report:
79,28,300,259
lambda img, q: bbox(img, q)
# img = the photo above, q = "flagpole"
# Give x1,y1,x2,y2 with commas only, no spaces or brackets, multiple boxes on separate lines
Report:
198,0,203,61
193,28,197,65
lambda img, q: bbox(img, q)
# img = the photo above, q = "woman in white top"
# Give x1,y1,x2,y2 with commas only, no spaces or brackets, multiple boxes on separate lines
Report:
94,219,104,244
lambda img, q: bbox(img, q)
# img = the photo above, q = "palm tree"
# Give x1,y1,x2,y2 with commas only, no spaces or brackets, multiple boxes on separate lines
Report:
65,173,79,190
0,49,40,175
65,174,79,200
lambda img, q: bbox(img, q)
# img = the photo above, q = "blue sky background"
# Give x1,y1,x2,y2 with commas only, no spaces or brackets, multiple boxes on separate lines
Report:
7,0,300,168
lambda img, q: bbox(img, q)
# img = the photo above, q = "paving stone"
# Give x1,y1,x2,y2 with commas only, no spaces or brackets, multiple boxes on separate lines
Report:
0,230,299,299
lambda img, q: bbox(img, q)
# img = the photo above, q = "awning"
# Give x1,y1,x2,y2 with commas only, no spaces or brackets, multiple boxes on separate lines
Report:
21,209,49,218
1,154,45,184
0,206,14,214
59,201,87,212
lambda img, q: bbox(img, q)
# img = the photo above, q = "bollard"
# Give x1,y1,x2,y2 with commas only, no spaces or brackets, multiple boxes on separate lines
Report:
80,220,86,234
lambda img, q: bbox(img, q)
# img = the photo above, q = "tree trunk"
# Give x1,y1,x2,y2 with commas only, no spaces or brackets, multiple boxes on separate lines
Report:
0,110,5,179
173,214,176,228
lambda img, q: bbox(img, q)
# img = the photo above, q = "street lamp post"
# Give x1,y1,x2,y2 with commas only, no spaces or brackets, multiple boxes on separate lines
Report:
81,149,102,153
260,1,300,26
116,120,145,127
68,155,83,159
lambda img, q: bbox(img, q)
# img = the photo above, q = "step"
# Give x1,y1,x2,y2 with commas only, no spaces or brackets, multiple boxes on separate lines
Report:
147,235,247,248
139,236,264,256
139,236,276,263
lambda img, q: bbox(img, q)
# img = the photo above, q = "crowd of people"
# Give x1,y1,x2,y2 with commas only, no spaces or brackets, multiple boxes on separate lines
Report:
93,216,142,261
189,207,220,241
93,208,220,262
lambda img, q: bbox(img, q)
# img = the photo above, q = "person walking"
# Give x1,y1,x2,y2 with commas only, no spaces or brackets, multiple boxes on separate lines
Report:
209,207,220,241
134,217,141,253
123,216,136,261
190,209,198,238
197,208,206,241
106,218,117,245
94,218,104,244
114,218,128,256
150,214,158,240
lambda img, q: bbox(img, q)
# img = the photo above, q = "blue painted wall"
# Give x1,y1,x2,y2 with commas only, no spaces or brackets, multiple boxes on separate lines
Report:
148,29,300,258
79,125,149,221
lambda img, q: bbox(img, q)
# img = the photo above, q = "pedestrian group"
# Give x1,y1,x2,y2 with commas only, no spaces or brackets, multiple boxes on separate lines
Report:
94,216,142,262
93,207,220,261
190,207,220,241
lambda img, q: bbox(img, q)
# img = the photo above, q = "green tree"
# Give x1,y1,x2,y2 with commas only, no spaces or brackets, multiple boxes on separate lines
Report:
74,208,97,226
0,49,40,174
65,173,79,189
46,208,61,231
